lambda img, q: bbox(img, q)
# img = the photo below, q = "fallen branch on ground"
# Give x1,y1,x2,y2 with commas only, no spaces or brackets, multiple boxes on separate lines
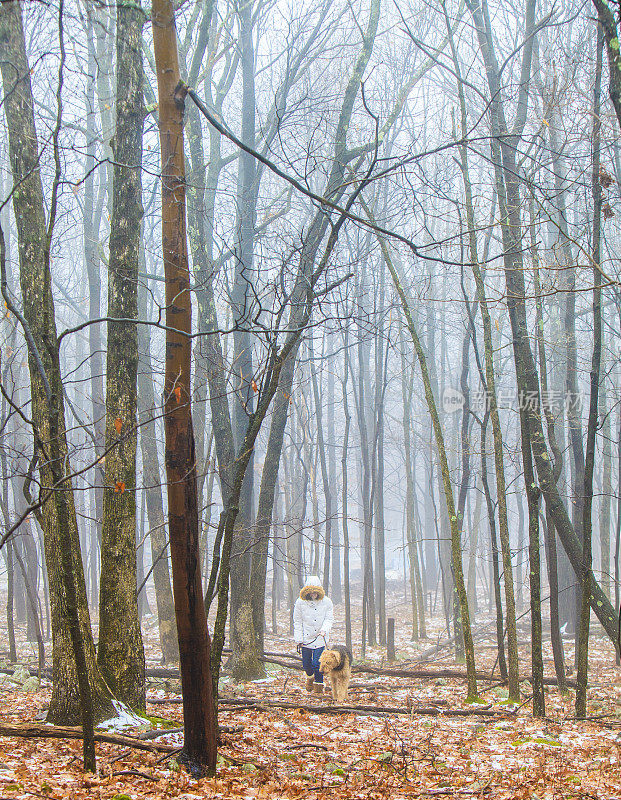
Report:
0,722,179,752
357,665,577,688
143,661,575,687
0,659,575,689
138,727,183,740
147,695,505,717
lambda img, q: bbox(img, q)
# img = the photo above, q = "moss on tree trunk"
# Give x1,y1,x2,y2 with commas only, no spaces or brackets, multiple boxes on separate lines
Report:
0,0,115,728
97,0,146,713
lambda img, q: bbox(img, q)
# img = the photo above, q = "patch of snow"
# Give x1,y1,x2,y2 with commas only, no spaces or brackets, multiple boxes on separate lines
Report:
97,700,147,732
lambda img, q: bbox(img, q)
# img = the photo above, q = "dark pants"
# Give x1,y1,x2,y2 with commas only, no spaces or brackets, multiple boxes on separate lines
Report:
301,645,325,684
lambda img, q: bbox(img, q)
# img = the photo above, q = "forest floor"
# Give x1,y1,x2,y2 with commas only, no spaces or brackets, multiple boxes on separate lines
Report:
0,589,620,799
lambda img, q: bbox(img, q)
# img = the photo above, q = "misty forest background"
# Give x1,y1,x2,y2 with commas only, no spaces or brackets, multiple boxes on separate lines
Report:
0,0,621,775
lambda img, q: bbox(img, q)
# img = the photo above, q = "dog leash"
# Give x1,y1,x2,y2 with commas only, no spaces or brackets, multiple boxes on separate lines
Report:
296,633,327,653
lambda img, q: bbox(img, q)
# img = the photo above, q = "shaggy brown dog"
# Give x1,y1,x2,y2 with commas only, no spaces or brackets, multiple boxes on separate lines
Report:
319,645,353,702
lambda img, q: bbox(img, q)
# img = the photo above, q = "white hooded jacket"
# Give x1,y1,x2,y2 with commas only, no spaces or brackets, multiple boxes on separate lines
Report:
293,575,334,649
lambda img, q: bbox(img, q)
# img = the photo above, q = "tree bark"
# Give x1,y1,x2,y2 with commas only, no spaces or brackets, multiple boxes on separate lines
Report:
444,12,520,699
98,0,146,712
530,201,566,689
576,23,603,719
401,337,420,640
137,278,178,664
480,417,507,681
83,3,105,608
228,0,260,684
309,336,333,595
151,0,217,775
341,337,352,653
0,0,115,735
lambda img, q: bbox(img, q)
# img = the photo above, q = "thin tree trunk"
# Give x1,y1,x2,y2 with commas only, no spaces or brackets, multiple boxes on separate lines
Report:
151,0,217,774
519,410,545,717
371,226,477,700
5,540,16,662
530,201,566,689
467,486,482,617
576,24,603,719
600,363,612,599
228,0,259,684
83,4,105,608
444,12,519,698
401,337,419,640
374,266,387,646
309,337,333,593
616,401,621,664
355,291,377,647
480,417,507,681
328,353,341,603
342,339,352,654
137,278,178,664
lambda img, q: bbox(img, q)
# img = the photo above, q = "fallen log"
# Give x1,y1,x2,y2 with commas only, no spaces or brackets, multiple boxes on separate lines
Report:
357,665,577,688
1,659,574,689
138,727,183,740
0,722,179,753
147,695,504,717
144,660,576,689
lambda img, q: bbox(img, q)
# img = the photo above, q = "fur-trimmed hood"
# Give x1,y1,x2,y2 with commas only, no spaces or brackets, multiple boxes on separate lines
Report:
299,575,325,601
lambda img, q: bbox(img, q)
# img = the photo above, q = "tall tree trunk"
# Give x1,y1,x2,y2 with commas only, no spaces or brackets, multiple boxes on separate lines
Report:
600,364,612,600
83,4,105,608
445,12,520,698
228,0,260,683
328,352,341,603
373,264,387,646
0,0,115,737
467,485,482,616
309,337,333,594
5,539,16,662
480,418,507,680
180,0,215,547
401,336,422,640
137,278,178,664
151,0,217,775
371,227,477,700
548,113,584,639
341,337,352,653
530,201,566,689
355,290,377,647
576,24,603,719
97,0,146,712
616,400,621,664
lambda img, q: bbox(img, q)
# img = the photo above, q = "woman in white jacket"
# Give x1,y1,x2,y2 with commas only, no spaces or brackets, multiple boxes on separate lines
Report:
293,575,334,694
